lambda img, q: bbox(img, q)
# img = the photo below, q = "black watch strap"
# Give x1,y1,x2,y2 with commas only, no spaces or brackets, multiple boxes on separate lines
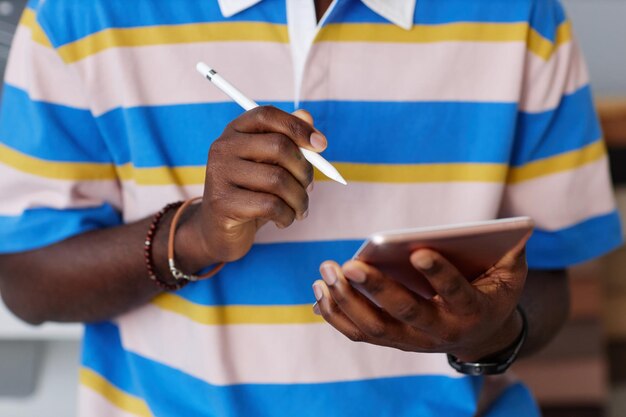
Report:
447,306,528,376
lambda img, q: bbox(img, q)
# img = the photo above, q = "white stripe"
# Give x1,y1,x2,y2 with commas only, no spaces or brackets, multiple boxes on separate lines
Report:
301,41,527,104
4,25,89,109
72,42,294,116
120,181,504,241
501,157,616,231
77,386,142,417
117,303,460,386
0,163,122,216
120,183,202,222
519,38,589,113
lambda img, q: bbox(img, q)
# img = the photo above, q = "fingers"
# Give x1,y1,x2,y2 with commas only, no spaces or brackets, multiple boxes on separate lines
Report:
313,266,434,352
410,250,480,315
228,159,309,220
319,262,406,339
230,132,314,189
341,260,438,332
231,106,327,152
215,187,296,229
312,280,369,343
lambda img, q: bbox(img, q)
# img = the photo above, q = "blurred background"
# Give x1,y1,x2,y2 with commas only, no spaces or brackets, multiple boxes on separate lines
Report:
0,0,624,416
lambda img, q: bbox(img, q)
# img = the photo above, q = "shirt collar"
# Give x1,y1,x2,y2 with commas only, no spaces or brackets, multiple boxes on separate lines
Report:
216,0,416,30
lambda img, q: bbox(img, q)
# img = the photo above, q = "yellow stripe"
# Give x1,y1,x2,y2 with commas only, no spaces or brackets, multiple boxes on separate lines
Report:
120,163,508,185
317,21,572,61
80,368,152,417
57,22,289,64
318,22,529,43
20,9,53,48
0,143,117,181
153,293,323,325
3,142,601,186
316,162,508,183
527,21,572,60
508,140,606,183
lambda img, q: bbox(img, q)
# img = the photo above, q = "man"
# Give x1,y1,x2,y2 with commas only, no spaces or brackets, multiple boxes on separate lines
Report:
0,0,621,416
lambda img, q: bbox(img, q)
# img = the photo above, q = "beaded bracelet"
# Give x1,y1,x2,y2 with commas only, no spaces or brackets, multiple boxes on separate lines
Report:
167,197,225,282
144,201,188,291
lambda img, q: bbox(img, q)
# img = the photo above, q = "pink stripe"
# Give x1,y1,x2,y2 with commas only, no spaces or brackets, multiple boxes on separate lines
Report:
118,303,460,385
0,164,122,215
72,42,294,116
301,41,526,103
4,25,89,109
519,38,589,113
119,181,504,241
501,157,616,231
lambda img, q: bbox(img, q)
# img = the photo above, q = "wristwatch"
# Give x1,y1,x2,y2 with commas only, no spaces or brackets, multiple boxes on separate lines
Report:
447,306,528,376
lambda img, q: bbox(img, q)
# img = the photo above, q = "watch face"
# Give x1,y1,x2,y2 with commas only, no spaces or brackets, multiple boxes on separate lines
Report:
0,0,27,95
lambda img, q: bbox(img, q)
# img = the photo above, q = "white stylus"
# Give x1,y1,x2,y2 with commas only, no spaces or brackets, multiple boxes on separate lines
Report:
196,62,347,186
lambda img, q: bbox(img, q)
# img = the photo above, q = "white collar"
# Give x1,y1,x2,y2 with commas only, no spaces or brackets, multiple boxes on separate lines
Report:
216,0,416,30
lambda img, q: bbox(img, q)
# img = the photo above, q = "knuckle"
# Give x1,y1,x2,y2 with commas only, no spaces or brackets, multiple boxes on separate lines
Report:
395,302,420,323
439,279,462,298
271,134,294,155
345,329,366,343
260,195,284,217
330,289,348,307
363,277,386,296
254,105,276,125
362,321,387,339
304,162,314,184
267,167,289,190
440,328,461,344
284,118,308,141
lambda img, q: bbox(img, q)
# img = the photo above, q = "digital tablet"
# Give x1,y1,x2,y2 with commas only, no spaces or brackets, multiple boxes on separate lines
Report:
352,217,534,298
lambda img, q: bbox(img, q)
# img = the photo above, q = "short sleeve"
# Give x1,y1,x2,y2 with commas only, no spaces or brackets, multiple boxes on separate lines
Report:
0,3,122,254
500,0,623,269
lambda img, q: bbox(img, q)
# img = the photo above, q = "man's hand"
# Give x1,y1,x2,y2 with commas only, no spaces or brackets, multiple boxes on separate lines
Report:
186,106,325,264
312,234,531,362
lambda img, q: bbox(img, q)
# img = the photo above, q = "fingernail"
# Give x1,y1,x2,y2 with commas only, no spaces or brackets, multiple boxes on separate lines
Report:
307,182,314,193
320,264,338,286
313,302,321,315
344,266,366,283
310,132,327,151
312,283,324,301
301,209,309,219
413,252,433,270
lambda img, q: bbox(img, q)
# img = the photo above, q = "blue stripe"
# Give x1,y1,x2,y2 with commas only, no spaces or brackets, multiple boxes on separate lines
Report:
0,204,122,254
512,86,601,166
484,383,540,417
26,0,39,11
36,0,287,48
1,86,598,167
83,322,483,417
0,85,111,163
527,211,623,269
98,100,518,167
178,240,361,306
331,0,535,26
529,0,568,42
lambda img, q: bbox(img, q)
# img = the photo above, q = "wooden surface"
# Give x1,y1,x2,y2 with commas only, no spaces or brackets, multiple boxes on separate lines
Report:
598,99,626,147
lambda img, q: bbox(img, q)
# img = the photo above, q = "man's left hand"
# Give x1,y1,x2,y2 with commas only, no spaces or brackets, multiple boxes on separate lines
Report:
312,235,530,362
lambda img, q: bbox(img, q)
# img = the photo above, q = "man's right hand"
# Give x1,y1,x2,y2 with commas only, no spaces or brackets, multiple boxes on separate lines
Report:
190,106,327,264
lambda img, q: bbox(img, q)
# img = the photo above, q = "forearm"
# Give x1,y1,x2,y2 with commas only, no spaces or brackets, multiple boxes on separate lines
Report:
518,268,570,357
0,204,209,325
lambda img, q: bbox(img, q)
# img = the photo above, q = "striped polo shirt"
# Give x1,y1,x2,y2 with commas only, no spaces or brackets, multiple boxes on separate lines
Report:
0,0,622,416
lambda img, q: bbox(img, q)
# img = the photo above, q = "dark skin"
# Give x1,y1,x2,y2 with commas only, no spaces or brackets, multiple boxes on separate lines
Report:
0,0,569,363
